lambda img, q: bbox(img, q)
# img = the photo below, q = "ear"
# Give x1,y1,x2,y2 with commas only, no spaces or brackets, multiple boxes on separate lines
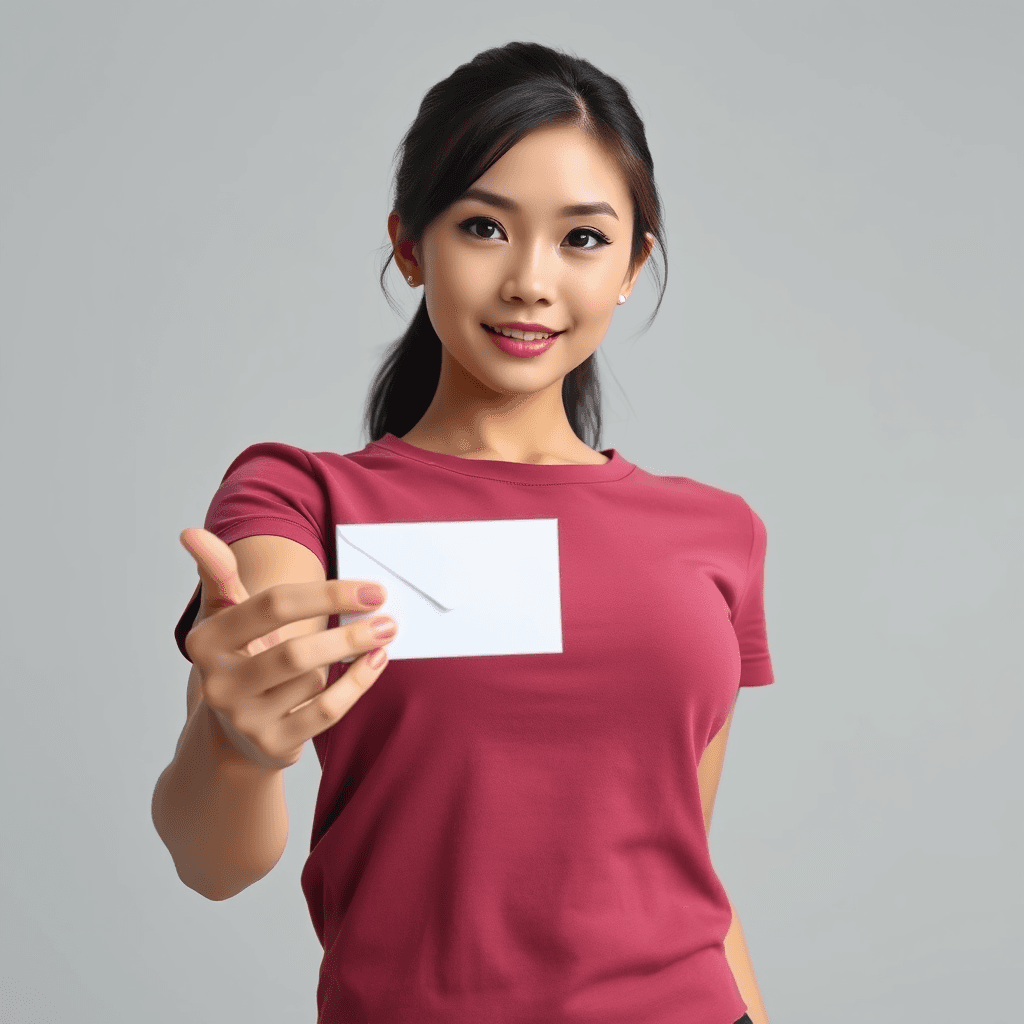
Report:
621,231,656,300
388,211,421,281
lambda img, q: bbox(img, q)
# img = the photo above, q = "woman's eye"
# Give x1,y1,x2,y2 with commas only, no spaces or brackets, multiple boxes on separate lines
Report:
565,228,610,250
463,218,505,241
460,217,609,250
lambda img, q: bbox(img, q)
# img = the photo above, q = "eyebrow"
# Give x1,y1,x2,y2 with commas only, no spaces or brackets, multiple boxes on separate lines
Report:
457,186,619,222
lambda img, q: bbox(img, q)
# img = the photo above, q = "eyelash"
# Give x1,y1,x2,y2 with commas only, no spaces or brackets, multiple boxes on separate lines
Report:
459,217,611,251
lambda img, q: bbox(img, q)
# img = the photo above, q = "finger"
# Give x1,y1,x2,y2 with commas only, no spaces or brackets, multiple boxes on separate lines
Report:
209,579,389,659
259,666,331,720
229,604,393,696
179,528,250,612
276,647,389,748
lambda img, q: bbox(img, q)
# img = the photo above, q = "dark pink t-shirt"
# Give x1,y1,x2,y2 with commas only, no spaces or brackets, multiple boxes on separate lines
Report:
174,433,774,1024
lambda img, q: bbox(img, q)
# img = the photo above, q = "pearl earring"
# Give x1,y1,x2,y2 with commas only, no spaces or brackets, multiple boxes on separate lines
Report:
407,275,414,285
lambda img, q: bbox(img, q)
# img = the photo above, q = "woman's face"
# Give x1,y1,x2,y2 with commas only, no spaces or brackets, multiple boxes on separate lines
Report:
389,123,654,435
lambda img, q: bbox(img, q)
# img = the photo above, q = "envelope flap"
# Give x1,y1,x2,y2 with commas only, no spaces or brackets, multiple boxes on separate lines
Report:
337,521,467,611
336,519,558,615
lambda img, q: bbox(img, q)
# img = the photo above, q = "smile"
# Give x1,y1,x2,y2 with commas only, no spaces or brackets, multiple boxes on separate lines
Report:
482,324,561,358
483,324,562,341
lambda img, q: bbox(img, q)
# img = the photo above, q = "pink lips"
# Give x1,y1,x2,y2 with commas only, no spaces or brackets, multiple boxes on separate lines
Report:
483,324,560,358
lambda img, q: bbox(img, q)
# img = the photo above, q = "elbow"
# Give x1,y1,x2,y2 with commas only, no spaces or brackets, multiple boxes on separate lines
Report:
174,857,279,902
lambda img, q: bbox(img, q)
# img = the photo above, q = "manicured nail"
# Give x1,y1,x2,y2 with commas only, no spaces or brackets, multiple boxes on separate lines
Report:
358,585,384,607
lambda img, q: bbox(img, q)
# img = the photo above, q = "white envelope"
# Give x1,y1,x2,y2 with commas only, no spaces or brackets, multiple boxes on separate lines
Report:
334,519,563,661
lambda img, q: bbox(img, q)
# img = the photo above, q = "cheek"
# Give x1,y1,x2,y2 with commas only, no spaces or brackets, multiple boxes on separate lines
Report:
445,251,491,287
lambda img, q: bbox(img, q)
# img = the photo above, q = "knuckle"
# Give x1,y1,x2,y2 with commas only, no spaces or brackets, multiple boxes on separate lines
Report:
346,622,370,648
309,698,335,727
184,620,208,662
199,656,233,703
200,676,228,712
256,587,289,626
342,662,368,693
275,638,307,674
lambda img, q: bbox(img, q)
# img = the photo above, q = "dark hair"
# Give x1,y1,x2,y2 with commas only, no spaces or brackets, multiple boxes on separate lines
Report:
362,41,668,451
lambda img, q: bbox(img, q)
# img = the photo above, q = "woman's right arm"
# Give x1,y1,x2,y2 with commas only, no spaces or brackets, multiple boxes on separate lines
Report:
151,675,291,901
151,532,395,901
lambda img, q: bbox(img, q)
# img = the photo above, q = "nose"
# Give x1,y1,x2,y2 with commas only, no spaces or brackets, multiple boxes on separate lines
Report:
501,242,559,307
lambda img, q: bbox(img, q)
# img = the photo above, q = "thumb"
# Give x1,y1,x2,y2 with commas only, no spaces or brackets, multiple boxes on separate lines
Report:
179,527,250,613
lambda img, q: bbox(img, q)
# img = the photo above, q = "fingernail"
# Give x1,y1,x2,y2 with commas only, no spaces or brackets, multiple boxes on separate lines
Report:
358,585,385,607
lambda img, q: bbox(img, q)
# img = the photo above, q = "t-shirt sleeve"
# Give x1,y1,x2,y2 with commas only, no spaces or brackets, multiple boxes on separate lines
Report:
733,503,775,688
173,442,329,663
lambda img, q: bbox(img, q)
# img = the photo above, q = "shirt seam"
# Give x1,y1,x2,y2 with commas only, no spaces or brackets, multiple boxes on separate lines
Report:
367,438,638,486
733,501,758,616
218,515,328,571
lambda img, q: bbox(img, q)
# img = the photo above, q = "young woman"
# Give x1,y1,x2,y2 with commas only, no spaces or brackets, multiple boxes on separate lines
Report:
152,41,773,1024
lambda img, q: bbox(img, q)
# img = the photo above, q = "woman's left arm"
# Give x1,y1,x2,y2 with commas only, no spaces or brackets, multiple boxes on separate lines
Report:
724,896,772,1024
699,699,772,1022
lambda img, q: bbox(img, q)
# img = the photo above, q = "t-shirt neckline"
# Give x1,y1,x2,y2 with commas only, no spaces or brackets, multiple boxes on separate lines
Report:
370,432,635,484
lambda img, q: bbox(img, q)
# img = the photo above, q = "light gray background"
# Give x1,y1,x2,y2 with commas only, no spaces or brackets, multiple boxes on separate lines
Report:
1,3,1020,1022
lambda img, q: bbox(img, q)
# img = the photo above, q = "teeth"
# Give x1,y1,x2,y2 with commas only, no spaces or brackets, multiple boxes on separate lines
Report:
489,325,556,342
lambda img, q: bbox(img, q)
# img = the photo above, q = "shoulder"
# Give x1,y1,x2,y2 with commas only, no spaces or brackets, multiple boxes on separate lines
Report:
202,442,333,568
638,468,756,537
217,441,320,484
217,439,388,487
211,441,347,511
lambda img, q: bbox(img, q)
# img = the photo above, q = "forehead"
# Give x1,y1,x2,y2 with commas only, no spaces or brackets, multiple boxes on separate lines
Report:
471,124,628,210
